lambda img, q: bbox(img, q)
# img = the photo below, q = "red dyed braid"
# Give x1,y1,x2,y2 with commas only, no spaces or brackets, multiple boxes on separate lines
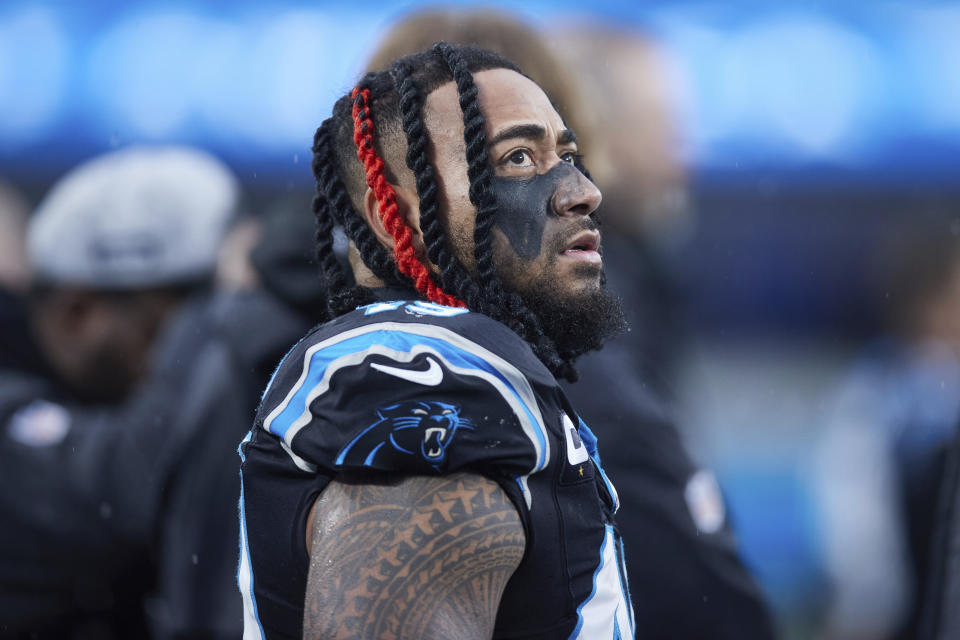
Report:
350,86,465,308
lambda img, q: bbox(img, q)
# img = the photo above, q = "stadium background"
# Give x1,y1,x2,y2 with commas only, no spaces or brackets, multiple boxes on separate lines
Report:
2,1,959,636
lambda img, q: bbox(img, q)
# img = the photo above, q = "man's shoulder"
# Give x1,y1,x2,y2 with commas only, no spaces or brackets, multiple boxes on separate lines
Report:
252,299,557,480
325,299,528,348
262,299,550,405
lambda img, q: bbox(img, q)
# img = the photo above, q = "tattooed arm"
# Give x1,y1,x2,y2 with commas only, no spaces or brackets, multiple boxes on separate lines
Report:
303,472,525,640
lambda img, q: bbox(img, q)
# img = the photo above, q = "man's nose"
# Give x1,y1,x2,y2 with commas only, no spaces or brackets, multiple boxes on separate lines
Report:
551,163,602,218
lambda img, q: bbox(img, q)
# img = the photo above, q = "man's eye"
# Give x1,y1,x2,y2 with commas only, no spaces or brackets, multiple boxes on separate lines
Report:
560,151,577,164
506,150,532,166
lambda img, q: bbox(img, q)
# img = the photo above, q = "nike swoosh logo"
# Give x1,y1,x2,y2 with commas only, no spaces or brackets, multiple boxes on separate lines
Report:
370,357,444,386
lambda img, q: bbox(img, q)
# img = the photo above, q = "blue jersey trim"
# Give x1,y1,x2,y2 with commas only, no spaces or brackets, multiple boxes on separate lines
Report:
360,300,405,315
237,432,266,640
578,418,601,462
569,523,612,639
617,536,635,631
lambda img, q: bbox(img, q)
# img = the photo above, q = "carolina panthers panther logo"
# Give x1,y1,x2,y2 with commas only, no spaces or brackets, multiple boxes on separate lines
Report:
336,401,474,470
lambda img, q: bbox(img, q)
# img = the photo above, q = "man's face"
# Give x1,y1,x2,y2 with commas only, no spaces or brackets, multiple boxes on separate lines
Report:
33,289,183,402
421,68,624,357
424,68,604,300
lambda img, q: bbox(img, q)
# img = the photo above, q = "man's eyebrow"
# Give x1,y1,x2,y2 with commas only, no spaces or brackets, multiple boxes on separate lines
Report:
558,129,578,146
487,124,546,148
487,124,579,148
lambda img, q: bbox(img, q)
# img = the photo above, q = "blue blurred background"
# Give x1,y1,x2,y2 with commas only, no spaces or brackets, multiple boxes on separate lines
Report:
3,1,959,181
3,1,959,637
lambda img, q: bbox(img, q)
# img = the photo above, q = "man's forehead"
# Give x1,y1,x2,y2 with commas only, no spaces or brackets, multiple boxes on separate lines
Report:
424,67,567,139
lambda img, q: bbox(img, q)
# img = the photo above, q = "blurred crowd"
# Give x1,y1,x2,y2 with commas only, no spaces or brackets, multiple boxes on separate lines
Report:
1,5,959,640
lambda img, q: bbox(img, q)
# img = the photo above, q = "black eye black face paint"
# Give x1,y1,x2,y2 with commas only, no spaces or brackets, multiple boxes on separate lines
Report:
490,161,582,261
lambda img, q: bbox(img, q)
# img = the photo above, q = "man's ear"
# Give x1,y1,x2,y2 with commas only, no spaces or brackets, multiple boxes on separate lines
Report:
362,184,427,260
362,187,393,250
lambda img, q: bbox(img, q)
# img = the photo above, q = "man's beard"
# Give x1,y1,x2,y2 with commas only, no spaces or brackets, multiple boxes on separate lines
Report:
505,261,628,363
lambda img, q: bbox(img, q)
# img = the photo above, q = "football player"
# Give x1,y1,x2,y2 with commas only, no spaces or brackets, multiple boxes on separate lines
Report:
239,44,631,639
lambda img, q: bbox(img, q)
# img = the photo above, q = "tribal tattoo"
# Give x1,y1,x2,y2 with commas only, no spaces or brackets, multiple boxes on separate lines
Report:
303,472,525,640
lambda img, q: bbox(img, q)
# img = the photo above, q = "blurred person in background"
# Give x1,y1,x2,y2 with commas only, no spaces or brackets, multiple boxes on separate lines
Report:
139,197,328,639
0,146,236,638
0,181,30,291
2,152,331,640
215,214,263,292
366,8,590,145
814,222,960,639
922,400,960,640
551,25,692,389
23,147,235,403
0,180,38,374
323,10,774,639
553,23,774,639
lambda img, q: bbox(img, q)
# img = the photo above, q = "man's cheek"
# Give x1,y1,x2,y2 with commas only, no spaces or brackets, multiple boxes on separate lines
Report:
490,229,537,290
491,198,547,261
490,178,554,261
490,163,582,262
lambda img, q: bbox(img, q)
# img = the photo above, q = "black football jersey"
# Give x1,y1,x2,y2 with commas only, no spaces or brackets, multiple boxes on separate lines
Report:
238,298,635,639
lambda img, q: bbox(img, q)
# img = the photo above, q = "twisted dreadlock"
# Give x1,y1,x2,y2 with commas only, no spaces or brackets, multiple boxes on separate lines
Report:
352,83,464,308
311,99,396,316
311,120,371,315
311,43,581,380
430,43,575,380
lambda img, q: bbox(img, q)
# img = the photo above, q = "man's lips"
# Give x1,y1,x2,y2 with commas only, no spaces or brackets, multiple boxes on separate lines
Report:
562,230,602,264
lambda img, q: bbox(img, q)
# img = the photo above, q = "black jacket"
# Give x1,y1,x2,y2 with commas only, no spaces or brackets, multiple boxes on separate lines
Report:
561,234,776,640
0,205,326,639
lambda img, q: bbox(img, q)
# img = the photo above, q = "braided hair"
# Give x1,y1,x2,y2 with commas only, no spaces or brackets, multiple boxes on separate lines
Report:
312,43,579,381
